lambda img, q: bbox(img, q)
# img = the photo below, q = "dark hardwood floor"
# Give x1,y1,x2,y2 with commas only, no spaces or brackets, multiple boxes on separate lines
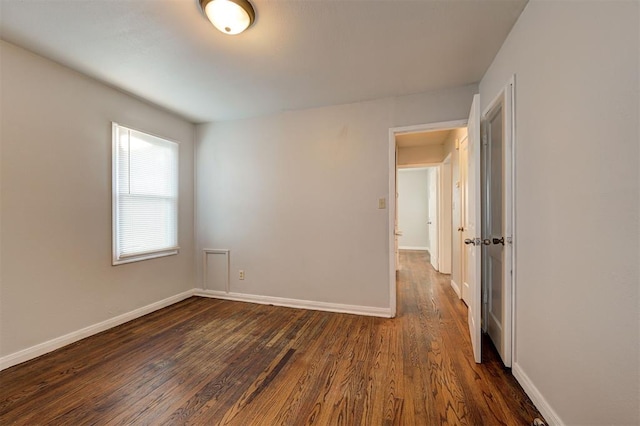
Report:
0,251,542,425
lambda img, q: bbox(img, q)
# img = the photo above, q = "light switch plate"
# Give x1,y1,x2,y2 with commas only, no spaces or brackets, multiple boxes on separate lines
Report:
378,198,386,209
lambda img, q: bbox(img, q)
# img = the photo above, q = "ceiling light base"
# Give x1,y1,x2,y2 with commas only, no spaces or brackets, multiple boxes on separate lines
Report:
199,0,255,35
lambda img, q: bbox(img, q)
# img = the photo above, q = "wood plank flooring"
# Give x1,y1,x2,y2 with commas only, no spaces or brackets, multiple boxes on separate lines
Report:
0,251,543,425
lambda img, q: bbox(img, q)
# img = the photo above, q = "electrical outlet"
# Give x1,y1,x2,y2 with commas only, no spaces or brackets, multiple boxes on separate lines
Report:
239,270,245,280
378,197,386,209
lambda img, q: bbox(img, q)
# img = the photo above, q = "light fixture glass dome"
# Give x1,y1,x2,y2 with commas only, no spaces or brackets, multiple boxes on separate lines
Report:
200,0,255,35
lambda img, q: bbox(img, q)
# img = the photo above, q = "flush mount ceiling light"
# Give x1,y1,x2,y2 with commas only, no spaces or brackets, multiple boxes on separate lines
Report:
199,0,255,35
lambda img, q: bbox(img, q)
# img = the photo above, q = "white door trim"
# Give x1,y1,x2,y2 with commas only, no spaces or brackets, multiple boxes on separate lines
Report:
388,119,468,317
481,75,516,367
397,162,441,169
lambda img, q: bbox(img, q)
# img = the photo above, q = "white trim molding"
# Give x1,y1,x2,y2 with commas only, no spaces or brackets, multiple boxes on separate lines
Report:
0,286,393,372
480,75,516,368
0,289,196,371
513,363,564,426
391,120,469,136
450,279,461,298
399,246,429,251
194,289,393,318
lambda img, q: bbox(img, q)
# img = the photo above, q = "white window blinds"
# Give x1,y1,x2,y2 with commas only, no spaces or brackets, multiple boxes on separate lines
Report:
112,123,179,264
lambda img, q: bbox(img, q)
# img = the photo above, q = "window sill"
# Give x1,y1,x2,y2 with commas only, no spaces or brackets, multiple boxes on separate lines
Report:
112,248,179,266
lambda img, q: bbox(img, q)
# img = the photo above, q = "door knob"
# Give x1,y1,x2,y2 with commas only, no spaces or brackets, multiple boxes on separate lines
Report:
464,238,474,245
492,237,505,245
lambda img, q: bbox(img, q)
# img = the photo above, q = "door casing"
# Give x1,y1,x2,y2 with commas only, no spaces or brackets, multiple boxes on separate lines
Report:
481,76,516,367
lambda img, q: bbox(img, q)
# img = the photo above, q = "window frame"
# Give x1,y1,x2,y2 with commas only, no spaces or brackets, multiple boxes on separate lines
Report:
111,122,180,265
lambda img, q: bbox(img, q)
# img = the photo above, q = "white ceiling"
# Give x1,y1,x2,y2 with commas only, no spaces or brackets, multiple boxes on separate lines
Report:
396,129,452,148
0,0,527,123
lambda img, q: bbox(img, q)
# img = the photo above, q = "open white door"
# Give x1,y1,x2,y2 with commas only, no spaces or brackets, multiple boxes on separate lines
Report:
464,94,482,363
460,137,470,305
395,145,400,271
438,159,452,275
428,167,439,270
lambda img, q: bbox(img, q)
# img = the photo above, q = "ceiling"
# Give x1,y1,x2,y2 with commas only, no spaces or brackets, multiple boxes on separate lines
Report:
396,129,452,148
0,0,527,123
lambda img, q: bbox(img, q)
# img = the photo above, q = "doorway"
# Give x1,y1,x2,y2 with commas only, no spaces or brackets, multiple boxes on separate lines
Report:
396,167,438,268
388,120,467,317
388,79,515,367
397,167,430,252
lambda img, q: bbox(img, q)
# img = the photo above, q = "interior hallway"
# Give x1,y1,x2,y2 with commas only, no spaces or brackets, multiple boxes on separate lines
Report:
396,250,542,424
0,251,542,424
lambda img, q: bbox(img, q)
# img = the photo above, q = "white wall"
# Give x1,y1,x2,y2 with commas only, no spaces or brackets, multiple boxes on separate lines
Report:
0,41,196,359
196,84,477,310
479,1,639,424
397,168,429,250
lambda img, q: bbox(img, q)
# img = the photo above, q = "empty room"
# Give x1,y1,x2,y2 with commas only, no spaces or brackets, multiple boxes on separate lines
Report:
0,1,638,425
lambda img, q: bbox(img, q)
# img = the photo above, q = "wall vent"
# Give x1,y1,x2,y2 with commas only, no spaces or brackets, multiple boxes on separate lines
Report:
203,249,230,293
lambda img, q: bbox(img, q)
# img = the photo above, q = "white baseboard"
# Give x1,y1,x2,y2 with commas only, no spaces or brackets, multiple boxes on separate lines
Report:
450,279,461,298
0,289,196,371
194,289,393,318
512,362,564,426
1,287,392,372
399,246,429,251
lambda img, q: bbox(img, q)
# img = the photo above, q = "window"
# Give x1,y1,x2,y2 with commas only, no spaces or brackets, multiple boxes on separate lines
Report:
112,123,179,265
